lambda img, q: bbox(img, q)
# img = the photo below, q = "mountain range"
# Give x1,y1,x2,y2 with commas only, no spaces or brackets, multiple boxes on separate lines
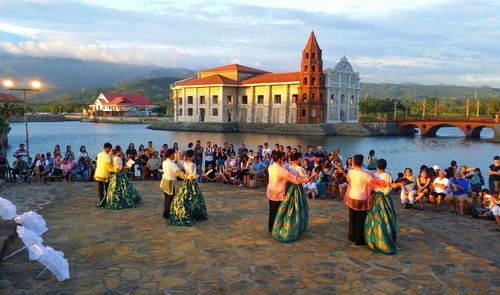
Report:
0,52,193,101
1,53,499,107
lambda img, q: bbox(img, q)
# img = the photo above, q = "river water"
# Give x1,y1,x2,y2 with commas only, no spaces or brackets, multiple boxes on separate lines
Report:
5,121,498,179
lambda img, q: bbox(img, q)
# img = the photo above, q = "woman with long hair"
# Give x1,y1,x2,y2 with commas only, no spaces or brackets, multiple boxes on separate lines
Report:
169,150,208,226
97,145,141,209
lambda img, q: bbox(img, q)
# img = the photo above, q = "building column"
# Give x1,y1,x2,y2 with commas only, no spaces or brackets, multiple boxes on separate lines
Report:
182,88,186,120
285,84,291,123
194,87,199,120
208,87,211,122
267,86,273,123
173,89,177,121
251,86,256,123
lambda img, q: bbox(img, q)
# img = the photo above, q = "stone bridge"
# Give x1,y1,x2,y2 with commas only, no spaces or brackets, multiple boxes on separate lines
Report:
394,116,499,139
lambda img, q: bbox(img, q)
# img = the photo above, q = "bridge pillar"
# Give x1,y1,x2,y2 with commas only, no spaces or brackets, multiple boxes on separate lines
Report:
494,124,500,143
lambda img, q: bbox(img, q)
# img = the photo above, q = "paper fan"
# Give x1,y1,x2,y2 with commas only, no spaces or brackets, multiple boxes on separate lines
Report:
15,211,48,236
0,197,17,220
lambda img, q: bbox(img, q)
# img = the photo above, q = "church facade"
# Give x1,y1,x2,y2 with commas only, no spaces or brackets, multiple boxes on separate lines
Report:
171,32,360,124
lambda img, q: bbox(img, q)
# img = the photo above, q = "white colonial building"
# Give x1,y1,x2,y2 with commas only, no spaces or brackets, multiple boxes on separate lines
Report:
171,33,360,125
326,56,361,123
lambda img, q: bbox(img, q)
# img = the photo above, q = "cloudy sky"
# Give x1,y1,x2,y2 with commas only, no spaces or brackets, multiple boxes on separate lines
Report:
0,0,499,86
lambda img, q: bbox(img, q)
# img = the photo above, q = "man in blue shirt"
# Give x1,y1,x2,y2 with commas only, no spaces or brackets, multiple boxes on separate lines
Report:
449,171,469,215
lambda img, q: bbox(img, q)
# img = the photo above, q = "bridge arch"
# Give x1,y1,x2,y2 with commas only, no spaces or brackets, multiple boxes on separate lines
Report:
425,123,465,137
470,125,495,138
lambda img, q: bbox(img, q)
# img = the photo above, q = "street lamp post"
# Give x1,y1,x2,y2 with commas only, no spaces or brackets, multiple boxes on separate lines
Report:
3,80,42,170
393,100,398,119
434,98,438,117
422,99,427,118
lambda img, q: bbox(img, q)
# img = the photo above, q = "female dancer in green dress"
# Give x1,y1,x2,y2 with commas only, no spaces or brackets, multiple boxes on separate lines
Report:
365,159,398,254
97,146,141,209
272,153,312,243
169,150,208,226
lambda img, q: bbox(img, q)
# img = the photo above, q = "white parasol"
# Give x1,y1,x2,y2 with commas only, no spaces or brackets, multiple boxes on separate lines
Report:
0,197,17,220
29,244,70,281
14,211,48,236
4,226,44,260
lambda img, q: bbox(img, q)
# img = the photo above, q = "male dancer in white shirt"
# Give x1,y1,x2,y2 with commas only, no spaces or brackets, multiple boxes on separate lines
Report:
160,149,191,219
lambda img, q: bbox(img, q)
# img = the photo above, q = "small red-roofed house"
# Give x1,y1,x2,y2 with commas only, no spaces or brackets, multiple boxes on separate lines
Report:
89,92,156,117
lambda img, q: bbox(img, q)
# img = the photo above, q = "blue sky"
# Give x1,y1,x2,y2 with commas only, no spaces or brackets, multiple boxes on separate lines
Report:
0,0,499,86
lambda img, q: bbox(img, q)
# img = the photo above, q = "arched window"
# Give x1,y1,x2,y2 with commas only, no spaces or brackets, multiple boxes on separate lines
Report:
304,65,308,72
305,52,309,59
341,94,345,104
302,93,307,102
311,93,315,100
319,93,323,100
312,65,315,72
301,109,306,117
303,77,308,85
350,95,354,104
330,94,334,102
311,77,316,86
312,52,316,59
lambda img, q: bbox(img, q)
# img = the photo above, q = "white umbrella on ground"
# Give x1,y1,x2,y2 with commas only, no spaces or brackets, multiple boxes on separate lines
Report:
4,226,44,260
15,211,48,236
0,197,17,220
29,244,70,281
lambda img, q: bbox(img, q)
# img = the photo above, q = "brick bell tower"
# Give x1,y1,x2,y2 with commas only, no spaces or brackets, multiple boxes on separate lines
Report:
296,31,326,124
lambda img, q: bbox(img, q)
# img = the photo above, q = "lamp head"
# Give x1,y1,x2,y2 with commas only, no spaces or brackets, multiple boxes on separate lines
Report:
31,80,41,90
3,80,14,89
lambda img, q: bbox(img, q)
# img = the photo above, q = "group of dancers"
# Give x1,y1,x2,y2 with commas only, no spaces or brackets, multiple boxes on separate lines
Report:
94,143,207,225
94,143,399,254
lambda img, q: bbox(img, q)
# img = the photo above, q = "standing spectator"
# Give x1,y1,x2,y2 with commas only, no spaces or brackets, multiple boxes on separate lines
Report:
367,150,377,171
65,145,75,160
305,146,315,171
173,142,181,163
204,141,215,172
194,140,203,171
126,143,137,160
53,145,61,157
238,142,248,158
263,143,272,157
445,160,458,179
488,156,500,194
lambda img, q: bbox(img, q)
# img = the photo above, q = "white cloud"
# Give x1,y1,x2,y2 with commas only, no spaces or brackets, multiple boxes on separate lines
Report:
354,56,441,69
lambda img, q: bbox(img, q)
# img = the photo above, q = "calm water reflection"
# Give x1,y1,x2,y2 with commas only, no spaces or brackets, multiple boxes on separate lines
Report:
6,122,498,177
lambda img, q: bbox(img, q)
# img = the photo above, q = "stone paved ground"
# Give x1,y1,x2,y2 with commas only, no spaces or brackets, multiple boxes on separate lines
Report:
0,181,499,294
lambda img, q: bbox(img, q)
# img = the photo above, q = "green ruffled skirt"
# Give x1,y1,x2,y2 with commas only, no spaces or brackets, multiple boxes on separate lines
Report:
169,180,208,226
97,172,141,210
272,184,309,243
364,191,398,254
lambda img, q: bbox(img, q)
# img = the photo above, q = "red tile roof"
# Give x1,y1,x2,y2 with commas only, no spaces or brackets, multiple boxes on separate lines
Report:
239,72,300,84
101,92,155,106
198,64,269,74
175,74,238,86
0,93,23,103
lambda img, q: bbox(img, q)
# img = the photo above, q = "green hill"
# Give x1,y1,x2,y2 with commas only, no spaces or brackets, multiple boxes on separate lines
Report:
360,82,500,100
41,77,181,106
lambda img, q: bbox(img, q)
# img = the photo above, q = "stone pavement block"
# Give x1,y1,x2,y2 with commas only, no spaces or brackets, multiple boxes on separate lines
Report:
0,182,498,294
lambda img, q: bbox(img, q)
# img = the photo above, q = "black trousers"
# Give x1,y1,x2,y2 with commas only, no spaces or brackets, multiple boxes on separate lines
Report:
268,200,282,232
163,190,175,219
348,208,368,246
97,181,109,201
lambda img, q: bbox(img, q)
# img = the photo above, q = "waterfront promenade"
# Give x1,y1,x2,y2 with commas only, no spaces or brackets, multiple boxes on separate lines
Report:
0,182,498,294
